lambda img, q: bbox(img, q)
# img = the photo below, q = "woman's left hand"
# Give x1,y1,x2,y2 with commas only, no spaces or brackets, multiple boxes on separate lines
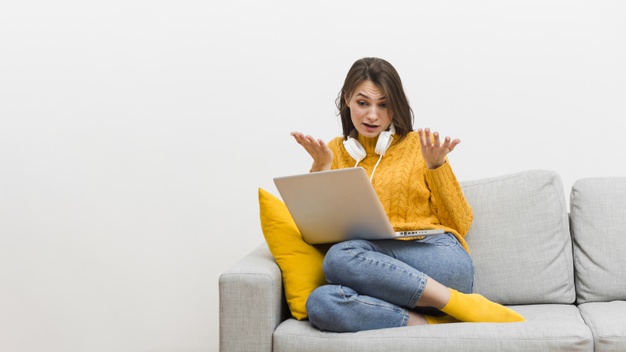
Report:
417,128,461,169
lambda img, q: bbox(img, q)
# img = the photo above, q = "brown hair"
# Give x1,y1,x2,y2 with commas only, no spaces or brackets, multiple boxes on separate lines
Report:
336,57,414,139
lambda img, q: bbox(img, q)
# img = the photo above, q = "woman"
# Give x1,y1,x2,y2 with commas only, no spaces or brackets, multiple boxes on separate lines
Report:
291,57,524,332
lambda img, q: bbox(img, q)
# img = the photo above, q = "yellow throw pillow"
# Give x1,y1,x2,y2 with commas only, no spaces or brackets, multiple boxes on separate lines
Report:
258,188,328,320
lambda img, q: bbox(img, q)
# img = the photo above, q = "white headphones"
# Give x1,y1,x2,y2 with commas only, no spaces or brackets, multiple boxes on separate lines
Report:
343,123,396,163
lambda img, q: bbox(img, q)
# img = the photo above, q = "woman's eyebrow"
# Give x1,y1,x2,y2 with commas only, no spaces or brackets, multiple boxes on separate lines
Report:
356,92,386,101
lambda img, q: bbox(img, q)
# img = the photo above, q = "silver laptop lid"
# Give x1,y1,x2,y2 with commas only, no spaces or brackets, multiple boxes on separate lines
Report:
273,168,398,244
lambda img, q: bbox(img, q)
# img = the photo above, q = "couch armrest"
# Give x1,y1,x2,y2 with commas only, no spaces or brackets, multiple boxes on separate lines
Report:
219,243,287,352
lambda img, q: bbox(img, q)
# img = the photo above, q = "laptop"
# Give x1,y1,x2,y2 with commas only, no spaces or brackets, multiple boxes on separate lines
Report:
273,167,444,244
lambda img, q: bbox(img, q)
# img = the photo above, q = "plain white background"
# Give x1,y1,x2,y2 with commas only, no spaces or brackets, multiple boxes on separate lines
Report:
1,1,625,351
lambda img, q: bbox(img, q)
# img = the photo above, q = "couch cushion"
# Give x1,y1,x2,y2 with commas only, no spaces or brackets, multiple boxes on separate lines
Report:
578,301,626,352
460,170,575,305
273,305,592,352
570,177,626,303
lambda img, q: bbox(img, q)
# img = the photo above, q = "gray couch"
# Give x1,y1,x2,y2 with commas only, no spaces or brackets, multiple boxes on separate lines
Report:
219,170,626,352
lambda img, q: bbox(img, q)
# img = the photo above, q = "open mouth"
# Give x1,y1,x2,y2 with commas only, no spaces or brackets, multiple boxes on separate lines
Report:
363,123,379,129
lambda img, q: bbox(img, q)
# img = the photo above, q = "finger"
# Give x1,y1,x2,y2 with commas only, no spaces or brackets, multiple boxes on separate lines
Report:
298,136,312,148
440,136,450,150
291,131,306,139
310,137,322,146
296,135,315,151
447,139,461,153
299,141,315,155
319,141,332,159
417,128,426,146
304,136,326,154
292,132,309,145
432,132,441,147
305,135,320,148
316,140,331,157
424,128,433,147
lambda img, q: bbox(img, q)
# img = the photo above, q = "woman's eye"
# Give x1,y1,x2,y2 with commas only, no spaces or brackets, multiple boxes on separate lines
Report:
357,101,367,106
379,103,387,108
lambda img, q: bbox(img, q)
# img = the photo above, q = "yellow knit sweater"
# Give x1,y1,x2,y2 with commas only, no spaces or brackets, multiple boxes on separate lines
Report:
328,132,473,252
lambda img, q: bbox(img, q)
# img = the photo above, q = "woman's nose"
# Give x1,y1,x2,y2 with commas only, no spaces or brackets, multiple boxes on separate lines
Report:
366,107,378,120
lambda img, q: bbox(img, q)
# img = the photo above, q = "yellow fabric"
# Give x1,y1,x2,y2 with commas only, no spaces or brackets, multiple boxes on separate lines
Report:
328,132,473,252
441,289,526,323
424,314,460,324
258,188,328,320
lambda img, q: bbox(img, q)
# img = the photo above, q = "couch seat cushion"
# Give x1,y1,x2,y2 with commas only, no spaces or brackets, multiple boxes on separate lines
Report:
273,305,592,352
579,301,626,352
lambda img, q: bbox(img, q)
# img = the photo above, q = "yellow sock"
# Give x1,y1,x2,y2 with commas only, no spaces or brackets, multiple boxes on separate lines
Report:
440,289,525,323
424,314,459,324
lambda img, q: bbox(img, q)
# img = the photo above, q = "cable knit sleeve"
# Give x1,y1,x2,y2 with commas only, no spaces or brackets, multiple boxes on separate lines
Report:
424,160,473,237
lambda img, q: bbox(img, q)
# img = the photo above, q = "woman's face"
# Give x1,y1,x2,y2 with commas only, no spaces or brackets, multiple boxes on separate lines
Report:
346,80,392,138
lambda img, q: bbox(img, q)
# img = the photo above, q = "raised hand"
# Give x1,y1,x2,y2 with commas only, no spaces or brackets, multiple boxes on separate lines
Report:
291,132,333,172
417,128,461,170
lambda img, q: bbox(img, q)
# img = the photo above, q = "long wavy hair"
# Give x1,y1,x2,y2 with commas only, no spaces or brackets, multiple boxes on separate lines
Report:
336,57,414,140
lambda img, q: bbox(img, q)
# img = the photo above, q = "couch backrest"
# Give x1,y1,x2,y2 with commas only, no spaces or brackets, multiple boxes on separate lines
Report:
461,170,575,305
570,177,626,304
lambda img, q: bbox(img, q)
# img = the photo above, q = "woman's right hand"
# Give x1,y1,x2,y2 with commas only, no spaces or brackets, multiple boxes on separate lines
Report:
291,132,333,172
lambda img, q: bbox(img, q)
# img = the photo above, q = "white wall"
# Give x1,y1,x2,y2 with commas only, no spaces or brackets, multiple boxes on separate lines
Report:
1,1,625,351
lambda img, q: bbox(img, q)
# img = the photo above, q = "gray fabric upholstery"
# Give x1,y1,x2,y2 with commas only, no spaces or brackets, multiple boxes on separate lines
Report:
461,170,575,304
273,305,591,352
219,245,287,352
579,302,626,352
570,177,626,303
218,172,626,352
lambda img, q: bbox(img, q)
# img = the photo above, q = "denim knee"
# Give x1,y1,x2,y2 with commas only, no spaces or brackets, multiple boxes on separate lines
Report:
306,284,409,332
321,243,343,283
322,240,369,284
306,285,337,331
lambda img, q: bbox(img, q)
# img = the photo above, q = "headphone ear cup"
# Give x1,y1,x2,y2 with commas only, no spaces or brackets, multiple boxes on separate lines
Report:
343,138,366,163
375,124,396,156
374,131,391,156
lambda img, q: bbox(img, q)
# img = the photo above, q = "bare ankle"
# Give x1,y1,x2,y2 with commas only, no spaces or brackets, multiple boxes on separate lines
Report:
415,277,451,309
407,311,428,326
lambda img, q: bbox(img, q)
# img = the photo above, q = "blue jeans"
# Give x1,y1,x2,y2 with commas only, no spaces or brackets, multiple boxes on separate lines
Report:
306,233,474,332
